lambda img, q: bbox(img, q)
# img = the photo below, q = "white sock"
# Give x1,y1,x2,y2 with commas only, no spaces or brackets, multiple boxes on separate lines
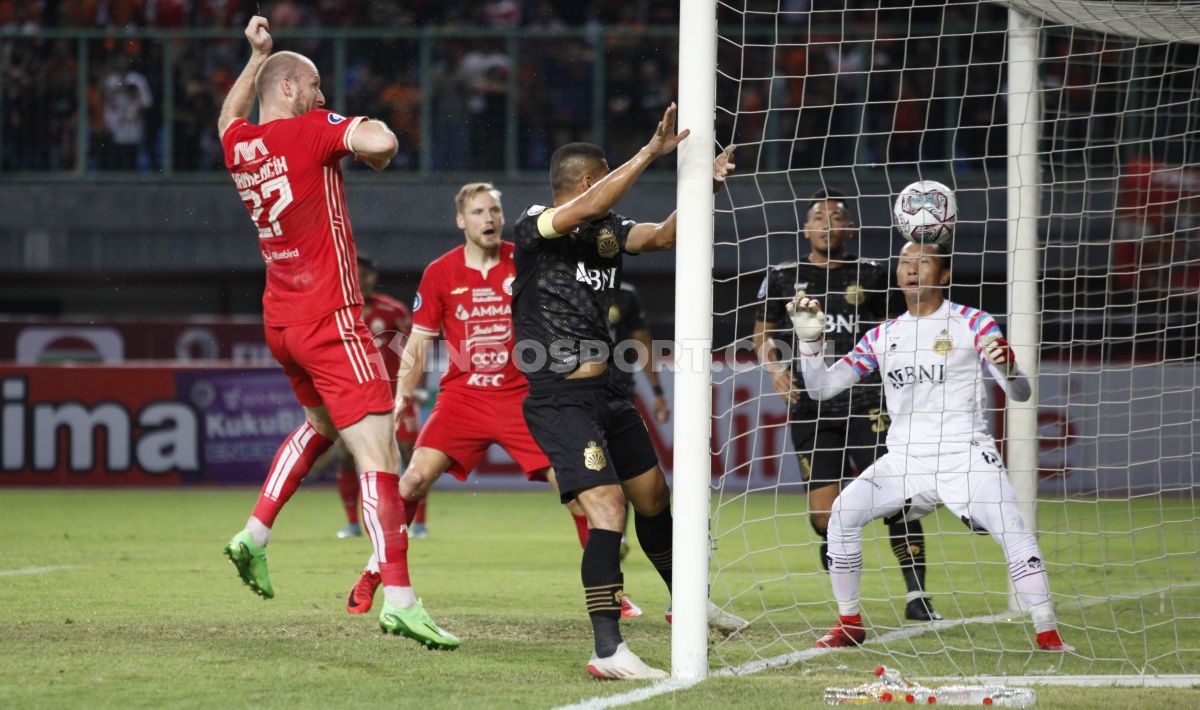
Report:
245,516,271,547
828,522,865,617
366,553,380,574
383,585,417,609
1030,601,1057,633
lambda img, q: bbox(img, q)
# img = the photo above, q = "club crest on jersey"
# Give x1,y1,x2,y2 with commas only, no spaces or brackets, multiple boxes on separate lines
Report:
327,113,347,124
455,304,470,320
502,275,515,296
608,305,621,324
845,284,863,305
933,329,954,356
584,441,607,471
596,228,620,258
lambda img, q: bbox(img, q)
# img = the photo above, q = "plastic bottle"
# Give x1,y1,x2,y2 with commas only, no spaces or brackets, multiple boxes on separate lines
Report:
931,685,1037,708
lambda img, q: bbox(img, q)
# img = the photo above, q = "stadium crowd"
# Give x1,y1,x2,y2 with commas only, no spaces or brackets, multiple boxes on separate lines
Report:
0,0,1144,176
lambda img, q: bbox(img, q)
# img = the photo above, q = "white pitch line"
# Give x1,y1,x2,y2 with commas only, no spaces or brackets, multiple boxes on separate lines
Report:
0,565,78,577
553,611,1011,710
554,582,1200,710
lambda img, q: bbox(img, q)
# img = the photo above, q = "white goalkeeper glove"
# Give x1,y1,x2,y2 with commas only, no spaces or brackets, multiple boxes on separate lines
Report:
785,296,826,355
980,333,1017,378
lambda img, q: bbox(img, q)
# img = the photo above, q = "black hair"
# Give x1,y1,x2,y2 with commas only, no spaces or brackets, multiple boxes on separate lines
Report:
807,188,855,223
356,253,377,271
935,241,952,272
549,142,607,194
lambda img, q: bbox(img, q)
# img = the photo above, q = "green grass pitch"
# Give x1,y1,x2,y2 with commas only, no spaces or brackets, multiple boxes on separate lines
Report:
1,488,1197,708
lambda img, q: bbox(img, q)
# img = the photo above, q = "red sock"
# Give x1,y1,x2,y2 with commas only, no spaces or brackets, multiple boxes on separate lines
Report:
252,422,334,527
360,471,411,587
401,495,421,526
572,514,590,548
414,496,428,525
336,468,359,524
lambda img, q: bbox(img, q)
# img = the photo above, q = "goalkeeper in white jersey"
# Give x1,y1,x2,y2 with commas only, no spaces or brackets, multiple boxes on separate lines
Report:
788,238,1073,652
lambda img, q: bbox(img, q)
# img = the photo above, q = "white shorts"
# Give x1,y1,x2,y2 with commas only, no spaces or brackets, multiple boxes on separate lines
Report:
840,442,1031,536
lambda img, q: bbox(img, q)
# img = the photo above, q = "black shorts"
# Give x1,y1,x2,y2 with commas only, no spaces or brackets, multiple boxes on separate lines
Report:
523,374,659,503
789,407,888,487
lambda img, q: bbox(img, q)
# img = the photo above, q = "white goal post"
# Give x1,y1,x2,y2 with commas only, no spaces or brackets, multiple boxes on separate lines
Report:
674,0,1200,685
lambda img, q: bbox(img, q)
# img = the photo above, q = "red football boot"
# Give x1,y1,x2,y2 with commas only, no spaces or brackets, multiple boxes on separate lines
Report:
346,569,381,615
1036,629,1075,652
815,615,867,648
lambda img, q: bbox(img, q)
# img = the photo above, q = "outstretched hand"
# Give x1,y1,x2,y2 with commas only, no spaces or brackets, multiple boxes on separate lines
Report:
786,296,827,343
645,103,690,158
713,144,736,193
244,15,272,55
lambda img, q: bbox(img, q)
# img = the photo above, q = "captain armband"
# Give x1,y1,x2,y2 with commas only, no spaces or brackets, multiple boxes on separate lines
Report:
537,208,565,239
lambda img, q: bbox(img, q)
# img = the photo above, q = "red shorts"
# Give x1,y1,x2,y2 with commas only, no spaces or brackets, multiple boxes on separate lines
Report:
415,387,550,481
396,399,420,442
265,307,394,431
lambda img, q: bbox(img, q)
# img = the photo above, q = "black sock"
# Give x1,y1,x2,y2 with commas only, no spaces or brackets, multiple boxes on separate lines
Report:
810,517,830,571
888,517,927,595
634,507,673,592
583,528,624,657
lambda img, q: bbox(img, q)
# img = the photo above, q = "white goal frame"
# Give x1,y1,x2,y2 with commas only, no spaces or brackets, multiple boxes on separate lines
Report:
672,0,1200,687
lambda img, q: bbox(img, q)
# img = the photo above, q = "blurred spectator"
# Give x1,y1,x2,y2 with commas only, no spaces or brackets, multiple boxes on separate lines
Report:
1112,157,1200,303
99,54,153,170
459,42,510,169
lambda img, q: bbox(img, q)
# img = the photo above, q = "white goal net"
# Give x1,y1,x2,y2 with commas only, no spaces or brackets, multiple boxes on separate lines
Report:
701,0,1200,683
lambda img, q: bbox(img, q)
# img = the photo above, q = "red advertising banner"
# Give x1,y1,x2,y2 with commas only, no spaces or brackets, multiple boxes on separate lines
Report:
1,367,200,486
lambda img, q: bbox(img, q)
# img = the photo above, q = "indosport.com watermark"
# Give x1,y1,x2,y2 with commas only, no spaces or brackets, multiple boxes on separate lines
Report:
362,330,809,382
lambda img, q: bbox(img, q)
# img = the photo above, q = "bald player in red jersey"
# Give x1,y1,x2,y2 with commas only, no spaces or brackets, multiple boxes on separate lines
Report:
217,15,457,650
344,182,643,619
334,254,427,540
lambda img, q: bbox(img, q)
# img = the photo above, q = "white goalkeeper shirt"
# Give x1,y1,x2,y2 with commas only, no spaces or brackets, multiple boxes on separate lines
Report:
799,300,1025,457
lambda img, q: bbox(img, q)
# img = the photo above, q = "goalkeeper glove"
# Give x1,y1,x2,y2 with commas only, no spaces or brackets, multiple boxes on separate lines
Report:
980,334,1017,378
786,296,826,355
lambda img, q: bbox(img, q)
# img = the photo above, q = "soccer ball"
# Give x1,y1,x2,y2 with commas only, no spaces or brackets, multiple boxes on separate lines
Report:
893,180,957,244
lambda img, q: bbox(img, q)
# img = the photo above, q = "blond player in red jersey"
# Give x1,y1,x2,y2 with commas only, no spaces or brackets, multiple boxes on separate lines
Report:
344,183,643,619
217,15,458,650
333,254,427,540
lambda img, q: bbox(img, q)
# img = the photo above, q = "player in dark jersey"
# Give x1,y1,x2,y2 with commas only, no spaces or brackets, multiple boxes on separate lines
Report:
608,282,671,423
752,189,940,622
512,104,744,679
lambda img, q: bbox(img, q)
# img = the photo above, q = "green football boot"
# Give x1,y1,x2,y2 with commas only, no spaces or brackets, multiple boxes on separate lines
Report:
223,530,274,599
379,600,460,650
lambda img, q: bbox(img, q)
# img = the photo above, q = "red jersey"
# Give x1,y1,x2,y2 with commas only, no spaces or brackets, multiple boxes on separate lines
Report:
411,242,526,394
362,291,412,386
222,109,366,327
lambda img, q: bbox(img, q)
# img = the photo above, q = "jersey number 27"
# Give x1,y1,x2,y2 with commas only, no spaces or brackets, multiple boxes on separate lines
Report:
239,175,294,240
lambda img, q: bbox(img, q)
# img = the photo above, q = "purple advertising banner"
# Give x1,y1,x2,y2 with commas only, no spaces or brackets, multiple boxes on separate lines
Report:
175,369,305,485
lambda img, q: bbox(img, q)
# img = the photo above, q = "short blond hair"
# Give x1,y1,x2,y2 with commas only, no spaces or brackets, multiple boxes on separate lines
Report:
454,182,502,214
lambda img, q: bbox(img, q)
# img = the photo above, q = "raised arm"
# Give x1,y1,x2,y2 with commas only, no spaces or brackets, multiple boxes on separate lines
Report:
787,296,863,401
979,334,1032,402
394,329,434,417
625,145,736,254
545,103,689,237
349,120,399,171
217,16,273,138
